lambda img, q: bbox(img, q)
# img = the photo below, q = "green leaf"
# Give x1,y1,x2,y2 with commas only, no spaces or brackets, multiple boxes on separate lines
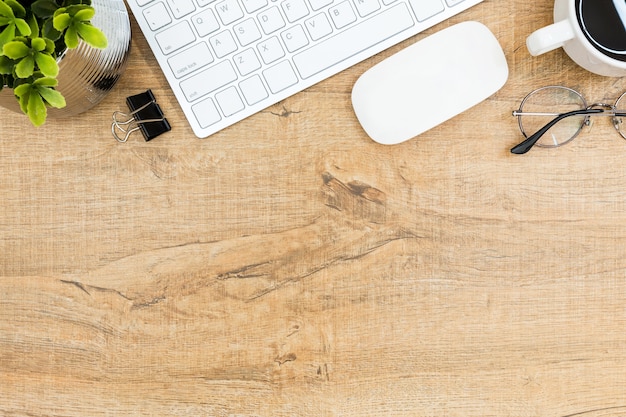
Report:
64,0,92,6
3,40,29,59
27,12,39,36
34,51,58,77
52,12,71,32
4,0,26,17
0,1,16,19
31,37,46,51
74,8,94,21
18,89,30,113
63,24,78,48
15,54,34,77
27,90,47,126
14,18,30,36
12,79,62,126
65,4,90,14
76,22,106,49
37,84,65,108
13,82,30,97
0,55,14,74
14,82,31,113
32,0,63,19
43,38,55,53
41,18,61,42
0,24,16,49
33,76,57,87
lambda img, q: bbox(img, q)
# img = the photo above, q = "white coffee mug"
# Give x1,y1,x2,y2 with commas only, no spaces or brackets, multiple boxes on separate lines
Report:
526,0,626,77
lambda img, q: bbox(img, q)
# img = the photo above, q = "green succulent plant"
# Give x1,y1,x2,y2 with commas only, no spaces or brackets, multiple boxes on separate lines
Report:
0,0,107,126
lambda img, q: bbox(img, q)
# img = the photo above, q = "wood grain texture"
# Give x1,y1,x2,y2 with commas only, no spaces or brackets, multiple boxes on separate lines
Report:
2,1,626,416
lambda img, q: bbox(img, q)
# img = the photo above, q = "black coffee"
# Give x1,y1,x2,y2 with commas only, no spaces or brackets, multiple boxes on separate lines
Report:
576,0,626,62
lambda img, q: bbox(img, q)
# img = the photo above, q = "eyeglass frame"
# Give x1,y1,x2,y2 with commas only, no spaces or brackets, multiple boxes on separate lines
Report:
510,86,626,154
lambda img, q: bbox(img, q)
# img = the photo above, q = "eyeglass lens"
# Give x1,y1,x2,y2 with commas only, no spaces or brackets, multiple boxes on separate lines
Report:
517,86,588,148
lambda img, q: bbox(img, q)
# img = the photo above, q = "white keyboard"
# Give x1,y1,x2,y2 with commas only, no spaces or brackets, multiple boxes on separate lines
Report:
127,0,484,138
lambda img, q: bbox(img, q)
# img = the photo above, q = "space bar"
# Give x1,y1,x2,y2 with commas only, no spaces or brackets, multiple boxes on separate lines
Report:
293,3,414,79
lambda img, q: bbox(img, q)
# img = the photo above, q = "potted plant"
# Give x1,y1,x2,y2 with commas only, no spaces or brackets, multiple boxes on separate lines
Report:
0,0,108,126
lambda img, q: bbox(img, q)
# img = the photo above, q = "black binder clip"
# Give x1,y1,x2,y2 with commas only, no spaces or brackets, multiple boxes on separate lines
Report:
112,90,171,142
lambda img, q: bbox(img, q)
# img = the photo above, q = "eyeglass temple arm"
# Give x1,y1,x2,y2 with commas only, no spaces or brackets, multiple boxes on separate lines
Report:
510,108,604,154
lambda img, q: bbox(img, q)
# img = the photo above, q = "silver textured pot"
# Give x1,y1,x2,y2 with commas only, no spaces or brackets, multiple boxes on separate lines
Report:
0,0,132,118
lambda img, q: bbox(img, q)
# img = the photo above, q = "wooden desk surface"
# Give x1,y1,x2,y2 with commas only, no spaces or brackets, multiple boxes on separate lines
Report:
2,1,626,416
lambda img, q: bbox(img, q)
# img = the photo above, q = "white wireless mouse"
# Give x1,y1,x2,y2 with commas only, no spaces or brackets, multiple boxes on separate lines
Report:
351,21,509,145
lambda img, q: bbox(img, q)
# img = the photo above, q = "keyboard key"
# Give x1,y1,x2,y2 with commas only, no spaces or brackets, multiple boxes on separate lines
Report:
233,48,262,75
143,2,172,31
192,98,222,128
257,36,285,64
209,30,238,57
281,0,309,22
239,75,269,105
241,0,268,13
168,42,214,78
216,87,245,116
234,18,262,46
329,1,357,29
155,21,196,54
258,6,286,34
263,60,298,93
408,0,444,22
180,60,238,101
293,3,414,79
446,0,466,5
137,0,155,6
166,0,195,18
307,0,333,10
353,0,380,17
215,0,245,25
304,13,333,40
281,24,309,52
192,9,220,37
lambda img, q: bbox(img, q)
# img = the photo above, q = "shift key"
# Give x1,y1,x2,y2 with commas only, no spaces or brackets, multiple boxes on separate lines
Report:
180,61,238,102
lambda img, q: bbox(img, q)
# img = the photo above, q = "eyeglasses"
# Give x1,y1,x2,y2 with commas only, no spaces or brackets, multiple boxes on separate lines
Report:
510,86,626,154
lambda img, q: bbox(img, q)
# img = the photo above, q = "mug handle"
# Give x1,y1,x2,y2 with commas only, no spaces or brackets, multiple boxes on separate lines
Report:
526,19,575,56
